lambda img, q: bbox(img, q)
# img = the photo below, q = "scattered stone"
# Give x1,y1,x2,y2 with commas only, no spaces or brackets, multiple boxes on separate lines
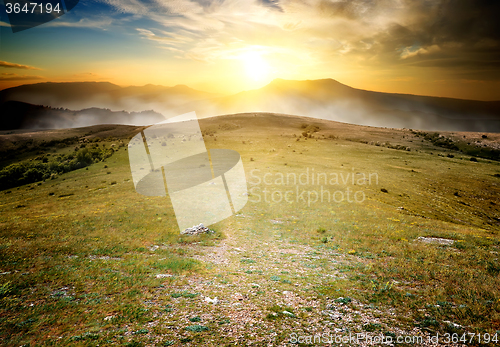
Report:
334,297,352,305
155,274,173,279
326,303,335,310
232,293,244,301
282,310,295,317
88,255,122,261
417,237,454,246
181,223,214,235
443,320,463,329
204,296,219,305
322,310,343,320
104,315,115,321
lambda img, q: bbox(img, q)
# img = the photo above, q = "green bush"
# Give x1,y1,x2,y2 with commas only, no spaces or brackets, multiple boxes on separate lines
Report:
0,147,114,190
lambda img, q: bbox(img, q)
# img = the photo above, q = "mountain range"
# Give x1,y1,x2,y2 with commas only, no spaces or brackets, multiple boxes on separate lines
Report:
1,79,500,132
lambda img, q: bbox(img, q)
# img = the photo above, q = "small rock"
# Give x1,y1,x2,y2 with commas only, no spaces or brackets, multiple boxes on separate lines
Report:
204,296,218,305
232,293,244,301
417,237,454,246
443,320,462,329
104,315,115,321
181,223,214,235
156,274,173,279
283,310,295,317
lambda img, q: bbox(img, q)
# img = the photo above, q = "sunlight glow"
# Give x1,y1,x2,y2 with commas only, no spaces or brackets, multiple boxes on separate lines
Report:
240,51,270,81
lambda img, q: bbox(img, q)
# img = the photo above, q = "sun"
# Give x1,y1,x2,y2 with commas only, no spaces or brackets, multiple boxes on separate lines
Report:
240,51,270,81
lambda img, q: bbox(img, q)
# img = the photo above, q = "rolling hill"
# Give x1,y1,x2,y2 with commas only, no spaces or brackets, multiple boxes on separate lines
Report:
1,79,500,132
204,79,500,132
0,113,499,345
0,82,217,116
0,100,165,130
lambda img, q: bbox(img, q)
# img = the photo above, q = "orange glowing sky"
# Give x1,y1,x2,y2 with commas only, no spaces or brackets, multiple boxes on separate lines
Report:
1,0,499,100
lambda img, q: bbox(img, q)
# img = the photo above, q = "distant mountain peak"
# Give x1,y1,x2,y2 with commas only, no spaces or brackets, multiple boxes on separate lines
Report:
171,84,196,92
267,77,347,87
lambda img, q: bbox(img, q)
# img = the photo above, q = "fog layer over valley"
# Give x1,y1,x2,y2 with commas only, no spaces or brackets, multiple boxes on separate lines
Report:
1,79,500,132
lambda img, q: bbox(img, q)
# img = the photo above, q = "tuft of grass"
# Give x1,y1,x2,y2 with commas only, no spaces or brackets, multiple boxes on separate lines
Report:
132,328,149,335
335,297,352,305
171,291,199,298
363,323,382,332
240,258,256,264
185,325,209,332
0,281,13,298
70,332,100,341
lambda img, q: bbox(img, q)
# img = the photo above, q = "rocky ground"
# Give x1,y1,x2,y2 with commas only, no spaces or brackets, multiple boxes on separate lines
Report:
131,220,470,346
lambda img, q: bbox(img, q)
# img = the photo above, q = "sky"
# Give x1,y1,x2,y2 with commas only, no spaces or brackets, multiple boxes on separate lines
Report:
0,0,499,100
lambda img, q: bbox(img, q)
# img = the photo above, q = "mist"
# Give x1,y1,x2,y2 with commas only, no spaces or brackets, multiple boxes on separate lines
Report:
1,79,500,132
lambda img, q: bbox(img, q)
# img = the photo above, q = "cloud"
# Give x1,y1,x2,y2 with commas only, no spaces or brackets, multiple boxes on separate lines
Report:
349,1,500,64
94,0,500,82
0,73,44,81
258,0,283,12
400,45,440,60
0,61,41,70
47,17,113,29
136,28,192,44
72,72,100,78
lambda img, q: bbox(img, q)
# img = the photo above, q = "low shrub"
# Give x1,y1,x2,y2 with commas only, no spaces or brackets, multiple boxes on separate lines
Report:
0,147,114,190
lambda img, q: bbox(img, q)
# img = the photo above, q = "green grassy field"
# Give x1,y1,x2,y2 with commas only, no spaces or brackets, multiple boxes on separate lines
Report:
1,113,499,346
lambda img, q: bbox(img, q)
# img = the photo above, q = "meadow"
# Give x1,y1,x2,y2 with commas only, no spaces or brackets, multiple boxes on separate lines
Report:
0,113,499,346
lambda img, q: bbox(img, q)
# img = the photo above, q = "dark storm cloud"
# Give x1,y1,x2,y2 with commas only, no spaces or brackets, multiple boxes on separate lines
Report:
429,0,500,43
342,0,500,77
